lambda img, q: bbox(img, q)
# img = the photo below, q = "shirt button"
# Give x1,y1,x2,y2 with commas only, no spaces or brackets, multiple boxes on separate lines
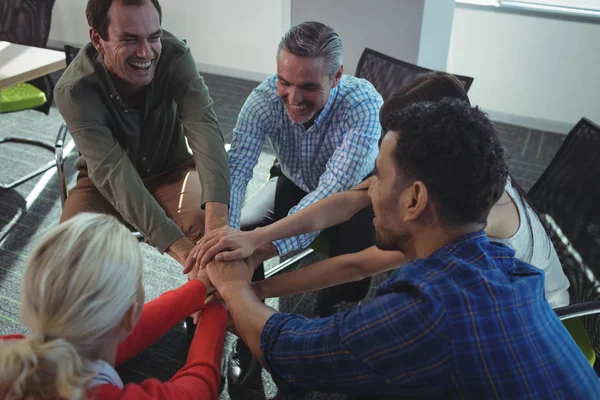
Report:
116,95,120,100
124,109,129,113
142,157,146,161
147,169,150,173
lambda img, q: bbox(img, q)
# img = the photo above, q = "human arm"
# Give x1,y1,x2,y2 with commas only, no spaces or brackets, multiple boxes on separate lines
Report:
189,186,372,267
98,299,227,400
115,279,211,365
252,245,404,299
216,268,451,396
54,86,186,256
173,48,230,231
227,84,274,229
273,98,382,256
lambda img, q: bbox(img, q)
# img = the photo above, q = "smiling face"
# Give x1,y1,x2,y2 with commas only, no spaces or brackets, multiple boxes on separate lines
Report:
276,50,342,125
90,0,162,94
369,131,403,251
369,130,428,253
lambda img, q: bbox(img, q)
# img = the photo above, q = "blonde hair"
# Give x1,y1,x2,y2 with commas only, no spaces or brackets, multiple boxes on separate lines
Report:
0,213,143,399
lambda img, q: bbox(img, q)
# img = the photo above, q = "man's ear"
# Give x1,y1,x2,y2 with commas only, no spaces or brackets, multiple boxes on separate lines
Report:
403,181,428,222
331,65,343,88
89,28,104,54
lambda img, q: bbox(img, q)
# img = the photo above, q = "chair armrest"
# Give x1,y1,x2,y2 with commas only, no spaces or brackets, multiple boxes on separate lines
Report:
55,123,68,148
554,300,600,321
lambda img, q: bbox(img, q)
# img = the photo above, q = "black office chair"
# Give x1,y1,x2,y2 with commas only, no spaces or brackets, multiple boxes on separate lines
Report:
0,0,58,189
355,47,474,101
528,118,600,371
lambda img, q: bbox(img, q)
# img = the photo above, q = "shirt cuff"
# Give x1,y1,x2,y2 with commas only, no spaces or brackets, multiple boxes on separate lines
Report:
149,219,186,253
273,236,302,257
200,183,231,208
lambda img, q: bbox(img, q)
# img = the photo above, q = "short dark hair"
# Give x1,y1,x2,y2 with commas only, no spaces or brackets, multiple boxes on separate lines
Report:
380,72,470,131
277,21,343,76
383,98,508,226
86,0,162,40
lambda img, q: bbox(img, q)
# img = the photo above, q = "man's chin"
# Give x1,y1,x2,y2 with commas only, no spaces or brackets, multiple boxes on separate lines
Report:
375,239,401,252
286,110,314,125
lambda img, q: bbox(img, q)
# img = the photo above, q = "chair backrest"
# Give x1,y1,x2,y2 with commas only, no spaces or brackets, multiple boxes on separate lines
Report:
530,118,600,368
528,118,600,275
355,48,474,101
0,0,56,47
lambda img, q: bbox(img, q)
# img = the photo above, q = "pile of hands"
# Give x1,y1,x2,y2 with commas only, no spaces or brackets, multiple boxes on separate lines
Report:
182,226,265,315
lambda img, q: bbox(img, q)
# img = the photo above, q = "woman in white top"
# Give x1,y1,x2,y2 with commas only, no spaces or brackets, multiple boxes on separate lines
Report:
186,72,570,309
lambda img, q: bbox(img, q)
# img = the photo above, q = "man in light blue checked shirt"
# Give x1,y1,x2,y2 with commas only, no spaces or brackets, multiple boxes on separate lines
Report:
224,21,383,385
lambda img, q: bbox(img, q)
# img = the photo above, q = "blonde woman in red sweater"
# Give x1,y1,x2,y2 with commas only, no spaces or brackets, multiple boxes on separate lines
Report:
0,212,234,399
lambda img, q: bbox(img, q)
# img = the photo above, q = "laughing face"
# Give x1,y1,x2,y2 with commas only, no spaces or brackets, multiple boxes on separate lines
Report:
90,0,162,94
276,50,342,125
369,131,411,253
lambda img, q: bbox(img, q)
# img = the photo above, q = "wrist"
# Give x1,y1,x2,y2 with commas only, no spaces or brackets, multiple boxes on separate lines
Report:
257,242,278,259
219,280,251,302
251,281,266,300
251,227,269,249
205,202,229,227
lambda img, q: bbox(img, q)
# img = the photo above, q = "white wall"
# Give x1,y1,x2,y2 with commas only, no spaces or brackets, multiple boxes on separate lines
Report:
48,0,89,45
418,0,455,71
49,0,289,81
290,0,426,76
448,7,600,133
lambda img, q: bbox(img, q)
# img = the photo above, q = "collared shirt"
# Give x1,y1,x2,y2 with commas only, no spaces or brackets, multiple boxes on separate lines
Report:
87,359,124,389
261,232,600,399
228,74,383,255
54,31,230,253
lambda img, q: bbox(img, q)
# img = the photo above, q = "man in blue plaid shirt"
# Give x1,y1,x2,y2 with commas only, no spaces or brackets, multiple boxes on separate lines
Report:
222,21,383,384
206,99,600,399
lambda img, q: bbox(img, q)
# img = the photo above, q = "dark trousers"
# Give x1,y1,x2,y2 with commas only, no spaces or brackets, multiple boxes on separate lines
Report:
241,163,375,306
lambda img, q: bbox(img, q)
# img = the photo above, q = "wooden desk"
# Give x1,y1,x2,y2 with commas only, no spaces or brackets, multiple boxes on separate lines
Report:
0,41,66,90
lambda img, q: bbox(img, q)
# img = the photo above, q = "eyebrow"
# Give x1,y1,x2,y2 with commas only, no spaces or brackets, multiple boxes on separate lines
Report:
277,75,320,88
120,29,162,39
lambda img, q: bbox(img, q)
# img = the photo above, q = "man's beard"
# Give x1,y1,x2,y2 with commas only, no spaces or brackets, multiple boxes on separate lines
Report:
375,229,405,252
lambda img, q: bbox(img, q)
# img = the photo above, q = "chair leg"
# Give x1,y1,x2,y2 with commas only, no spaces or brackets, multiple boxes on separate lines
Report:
0,137,55,189
265,248,314,279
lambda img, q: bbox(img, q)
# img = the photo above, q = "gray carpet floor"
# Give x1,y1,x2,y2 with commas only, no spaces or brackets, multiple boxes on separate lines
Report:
0,71,566,399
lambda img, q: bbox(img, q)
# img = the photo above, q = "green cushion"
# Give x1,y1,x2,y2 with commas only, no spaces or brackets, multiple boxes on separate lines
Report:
563,317,596,367
0,83,47,113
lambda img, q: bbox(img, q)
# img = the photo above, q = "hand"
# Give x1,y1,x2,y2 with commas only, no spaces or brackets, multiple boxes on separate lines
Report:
167,236,195,267
204,202,229,234
187,263,214,295
206,259,253,294
185,226,260,272
192,294,226,325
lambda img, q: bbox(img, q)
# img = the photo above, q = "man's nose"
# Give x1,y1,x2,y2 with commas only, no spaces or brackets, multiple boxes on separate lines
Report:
289,87,302,105
136,40,151,58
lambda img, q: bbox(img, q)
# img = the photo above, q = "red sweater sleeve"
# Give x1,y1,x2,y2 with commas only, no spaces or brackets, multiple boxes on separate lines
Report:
91,304,228,400
115,280,207,366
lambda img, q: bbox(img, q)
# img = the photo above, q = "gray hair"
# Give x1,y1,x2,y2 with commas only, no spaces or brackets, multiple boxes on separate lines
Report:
277,21,343,77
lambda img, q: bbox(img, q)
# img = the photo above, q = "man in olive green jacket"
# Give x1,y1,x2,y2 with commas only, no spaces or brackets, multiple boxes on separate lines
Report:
55,0,230,265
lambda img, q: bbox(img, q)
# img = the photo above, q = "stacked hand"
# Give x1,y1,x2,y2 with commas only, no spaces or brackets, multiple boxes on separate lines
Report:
183,226,259,274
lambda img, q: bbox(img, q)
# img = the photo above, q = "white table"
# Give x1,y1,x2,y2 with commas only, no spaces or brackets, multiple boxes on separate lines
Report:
0,41,66,90
0,41,66,189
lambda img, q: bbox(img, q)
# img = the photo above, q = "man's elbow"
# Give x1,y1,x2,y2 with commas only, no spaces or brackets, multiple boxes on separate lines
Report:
347,259,372,282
